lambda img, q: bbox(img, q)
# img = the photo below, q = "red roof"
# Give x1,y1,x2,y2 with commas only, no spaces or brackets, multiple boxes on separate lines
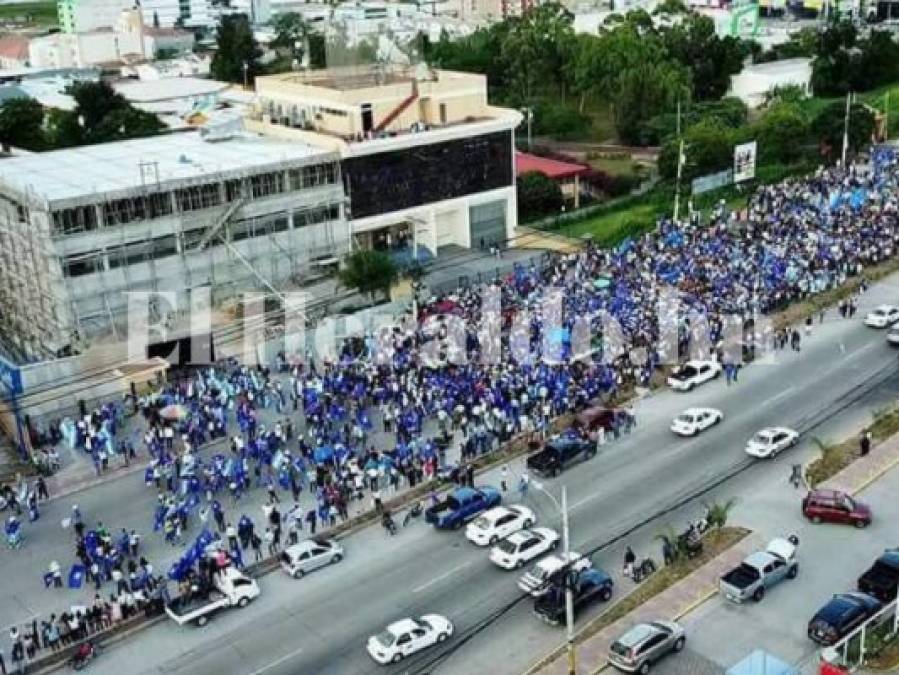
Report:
515,151,587,180
0,34,29,62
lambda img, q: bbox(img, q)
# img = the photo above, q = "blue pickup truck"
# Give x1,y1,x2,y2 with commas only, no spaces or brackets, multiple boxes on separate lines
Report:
425,486,502,530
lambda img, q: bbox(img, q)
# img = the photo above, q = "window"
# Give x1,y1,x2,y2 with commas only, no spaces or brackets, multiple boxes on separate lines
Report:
225,178,244,202
343,132,513,220
52,205,99,235
175,183,222,212
293,203,340,228
249,172,285,199
64,253,101,277
152,235,178,260
288,163,338,191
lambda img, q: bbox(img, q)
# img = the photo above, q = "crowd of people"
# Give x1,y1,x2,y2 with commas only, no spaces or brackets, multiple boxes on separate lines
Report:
5,148,899,670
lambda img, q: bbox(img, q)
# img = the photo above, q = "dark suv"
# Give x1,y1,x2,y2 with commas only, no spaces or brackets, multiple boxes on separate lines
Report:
858,549,899,602
808,592,883,645
802,489,871,528
526,438,595,477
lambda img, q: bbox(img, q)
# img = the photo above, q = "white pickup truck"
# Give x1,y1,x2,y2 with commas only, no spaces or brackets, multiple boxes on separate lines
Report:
719,537,799,603
165,567,261,626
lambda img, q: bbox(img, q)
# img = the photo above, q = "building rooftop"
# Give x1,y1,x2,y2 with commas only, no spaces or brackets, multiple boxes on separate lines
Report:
0,131,331,204
738,57,811,76
113,77,230,102
516,151,587,180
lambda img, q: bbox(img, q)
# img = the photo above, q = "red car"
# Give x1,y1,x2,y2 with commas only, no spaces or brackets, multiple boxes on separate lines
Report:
802,489,871,528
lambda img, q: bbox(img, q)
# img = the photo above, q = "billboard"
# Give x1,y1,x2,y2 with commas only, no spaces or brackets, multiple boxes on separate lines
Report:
733,141,757,183
692,169,733,195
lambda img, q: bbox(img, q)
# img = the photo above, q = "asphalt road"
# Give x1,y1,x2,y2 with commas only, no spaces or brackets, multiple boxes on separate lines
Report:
74,274,899,675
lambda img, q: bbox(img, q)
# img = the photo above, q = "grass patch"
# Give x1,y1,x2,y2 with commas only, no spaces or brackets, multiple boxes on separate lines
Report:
589,155,645,178
805,403,899,488
0,1,57,26
866,621,899,670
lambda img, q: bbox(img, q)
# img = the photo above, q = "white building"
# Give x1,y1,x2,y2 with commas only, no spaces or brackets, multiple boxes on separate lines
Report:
0,131,347,357
251,66,521,255
728,57,812,108
57,0,133,33
30,9,146,68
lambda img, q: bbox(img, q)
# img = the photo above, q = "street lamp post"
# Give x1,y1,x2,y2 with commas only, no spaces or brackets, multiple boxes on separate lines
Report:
242,61,249,89
532,481,576,675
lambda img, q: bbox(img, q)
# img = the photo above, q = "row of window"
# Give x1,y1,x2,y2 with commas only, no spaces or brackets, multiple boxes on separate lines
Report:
61,204,342,277
50,163,341,236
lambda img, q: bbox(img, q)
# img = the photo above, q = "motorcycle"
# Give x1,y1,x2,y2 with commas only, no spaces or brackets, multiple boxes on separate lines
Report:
678,526,703,559
381,512,397,536
631,557,657,583
71,641,103,670
402,502,422,527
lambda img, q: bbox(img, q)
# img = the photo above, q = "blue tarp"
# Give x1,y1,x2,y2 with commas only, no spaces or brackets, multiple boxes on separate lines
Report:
726,650,798,675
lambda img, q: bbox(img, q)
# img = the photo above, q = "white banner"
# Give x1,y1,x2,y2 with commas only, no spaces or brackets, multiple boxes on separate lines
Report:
733,141,757,182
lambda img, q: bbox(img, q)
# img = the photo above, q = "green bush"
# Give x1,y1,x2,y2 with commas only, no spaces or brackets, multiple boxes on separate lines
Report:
532,101,592,140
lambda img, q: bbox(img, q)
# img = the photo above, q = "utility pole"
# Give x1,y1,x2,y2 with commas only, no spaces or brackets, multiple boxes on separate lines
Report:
673,138,685,223
885,91,890,141
841,91,852,166
562,485,576,675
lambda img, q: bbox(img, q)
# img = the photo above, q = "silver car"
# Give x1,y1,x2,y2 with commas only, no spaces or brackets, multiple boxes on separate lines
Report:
608,620,685,674
280,538,344,578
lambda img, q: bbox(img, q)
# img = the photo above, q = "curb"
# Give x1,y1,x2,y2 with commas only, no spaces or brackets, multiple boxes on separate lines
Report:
850,451,899,497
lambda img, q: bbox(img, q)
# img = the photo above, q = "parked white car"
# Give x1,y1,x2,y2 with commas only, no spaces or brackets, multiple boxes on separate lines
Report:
666,360,722,391
864,305,899,328
518,551,592,596
745,427,799,459
366,615,453,665
465,505,536,546
489,528,560,570
670,408,723,437
279,538,344,578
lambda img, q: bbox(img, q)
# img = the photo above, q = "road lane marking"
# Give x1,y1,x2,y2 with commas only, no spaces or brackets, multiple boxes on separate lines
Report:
412,561,471,593
248,646,305,675
766,385,797,406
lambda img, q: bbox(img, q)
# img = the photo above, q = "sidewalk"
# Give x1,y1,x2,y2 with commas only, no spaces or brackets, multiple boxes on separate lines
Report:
532,412,899,675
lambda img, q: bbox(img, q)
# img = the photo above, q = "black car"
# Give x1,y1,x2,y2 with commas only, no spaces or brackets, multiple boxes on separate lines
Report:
808,592,883,645
526,438,595,477
534,568,614,626
858,549,899,602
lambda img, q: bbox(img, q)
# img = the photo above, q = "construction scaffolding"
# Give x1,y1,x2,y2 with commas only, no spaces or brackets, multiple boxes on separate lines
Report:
0,133,349,363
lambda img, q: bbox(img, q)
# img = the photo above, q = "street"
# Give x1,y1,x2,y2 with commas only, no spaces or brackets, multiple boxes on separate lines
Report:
66,273,899,675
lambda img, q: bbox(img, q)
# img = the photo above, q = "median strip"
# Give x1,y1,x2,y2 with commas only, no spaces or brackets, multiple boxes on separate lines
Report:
526,526,754,675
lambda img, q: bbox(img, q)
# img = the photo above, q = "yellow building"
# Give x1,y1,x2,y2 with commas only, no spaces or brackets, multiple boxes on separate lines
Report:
248,64,522,255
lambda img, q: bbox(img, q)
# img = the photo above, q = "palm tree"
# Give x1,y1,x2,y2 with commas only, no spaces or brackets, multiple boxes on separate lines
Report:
654,526,682,565
702,497,737,530
338,249,398,306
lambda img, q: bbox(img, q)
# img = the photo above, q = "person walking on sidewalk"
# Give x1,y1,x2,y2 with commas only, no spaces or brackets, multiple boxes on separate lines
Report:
860,431,872,457
623,546,636,580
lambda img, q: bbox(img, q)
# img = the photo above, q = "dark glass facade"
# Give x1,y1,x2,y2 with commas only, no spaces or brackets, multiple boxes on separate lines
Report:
342,130,513,220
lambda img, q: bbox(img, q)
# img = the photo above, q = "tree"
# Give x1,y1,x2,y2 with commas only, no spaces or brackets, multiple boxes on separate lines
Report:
516,171,563,222
811,20,858,96
0,97,47,151
211,14,262,84
500,2,574,104
338,250,398,305
658,118,733,181
615,58,692,145
852,29,899,92
702,498,736,529
755,103,809,164
45,81,164,147
272,12,326,68
812,100,875,159
660,13,744,101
